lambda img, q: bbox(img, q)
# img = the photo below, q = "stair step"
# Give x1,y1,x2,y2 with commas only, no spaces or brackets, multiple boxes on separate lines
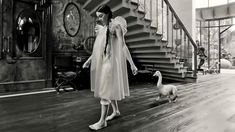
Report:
126,28,151,37
142,63,177,68
146,66,187,73
129,46,172,52
142,63,181,69
138,60,179,65
76,0,87,4
128,43,161,49
137,59,177,64
160,72,185,78
145,67,185,76
112,3,131,17
134,56,172,61
130,0,139,6
144,65,179,71
90,0,112,16
127,21,145,30
150,26,158,31
123,13,139,23
146,67,185,74
142,18,152,26
130,48,172,54
126,35,157,43
108,0,124,9
83,0,108,12
134,54,173,58
162,76,185,82
131,50,167,54
126,40,157,46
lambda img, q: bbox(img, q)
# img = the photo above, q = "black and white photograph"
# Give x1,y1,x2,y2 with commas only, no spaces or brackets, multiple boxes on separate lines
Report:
0,0,235,131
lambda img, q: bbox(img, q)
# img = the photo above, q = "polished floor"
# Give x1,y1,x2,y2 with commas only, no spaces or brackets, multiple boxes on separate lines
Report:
0,71,235,132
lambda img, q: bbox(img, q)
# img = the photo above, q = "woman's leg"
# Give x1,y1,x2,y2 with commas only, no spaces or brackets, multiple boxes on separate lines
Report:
106,100,121,121
89,99,110,130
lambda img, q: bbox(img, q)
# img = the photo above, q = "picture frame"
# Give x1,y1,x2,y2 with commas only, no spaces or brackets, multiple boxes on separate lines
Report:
63,2,81,37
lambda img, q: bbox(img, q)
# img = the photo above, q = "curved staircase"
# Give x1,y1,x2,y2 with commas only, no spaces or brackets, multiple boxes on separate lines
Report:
77,0,197,82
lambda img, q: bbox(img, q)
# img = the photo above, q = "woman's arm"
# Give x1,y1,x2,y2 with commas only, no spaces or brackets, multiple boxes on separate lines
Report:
123,44,138,75
115,25,138,75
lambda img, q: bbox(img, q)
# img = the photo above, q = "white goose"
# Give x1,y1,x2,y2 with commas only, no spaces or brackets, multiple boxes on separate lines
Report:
153,71,178,103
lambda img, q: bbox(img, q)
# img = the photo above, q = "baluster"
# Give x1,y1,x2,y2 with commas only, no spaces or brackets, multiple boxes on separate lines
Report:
166,4,169,43
168,11,172,48
180,29,183,58
175,26,178,56
157,0,162,34
156,0,158,32
137,0,140,10
150,0,152,25
144,0,146,18
162,0,164,37
171,13,174,51
184,33,187,60
180,31,183,60
187,37,190,67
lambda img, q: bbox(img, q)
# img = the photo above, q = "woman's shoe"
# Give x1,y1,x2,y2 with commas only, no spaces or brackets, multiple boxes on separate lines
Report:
89,121,107,130
106,111,121,121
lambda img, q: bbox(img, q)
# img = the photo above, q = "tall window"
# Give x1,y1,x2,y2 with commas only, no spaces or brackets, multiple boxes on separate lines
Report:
196,0,209,8
209,0,227,7
196,0,235,8
228,0,235,3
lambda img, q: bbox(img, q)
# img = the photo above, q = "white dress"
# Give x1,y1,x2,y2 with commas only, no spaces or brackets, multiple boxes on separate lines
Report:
96,44,112,99
90,17,136,100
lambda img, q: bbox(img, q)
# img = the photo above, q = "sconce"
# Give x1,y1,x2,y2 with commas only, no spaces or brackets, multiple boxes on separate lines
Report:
2,36,18,64
2,36,11,54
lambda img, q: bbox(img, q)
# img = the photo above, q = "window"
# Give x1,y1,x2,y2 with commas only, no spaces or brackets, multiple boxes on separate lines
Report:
228,0,235,3
209,0,227,7
196,0,233,8
196,0,209,8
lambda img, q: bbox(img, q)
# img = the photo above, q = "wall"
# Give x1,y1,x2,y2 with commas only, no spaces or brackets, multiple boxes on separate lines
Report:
51,0,95,54
169,0,196,40
0,0,47,92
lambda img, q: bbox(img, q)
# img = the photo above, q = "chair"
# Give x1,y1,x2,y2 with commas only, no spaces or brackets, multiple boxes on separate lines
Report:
53,55,78,94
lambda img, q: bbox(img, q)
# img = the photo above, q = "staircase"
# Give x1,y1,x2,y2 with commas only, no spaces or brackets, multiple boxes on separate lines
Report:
77,0,197,82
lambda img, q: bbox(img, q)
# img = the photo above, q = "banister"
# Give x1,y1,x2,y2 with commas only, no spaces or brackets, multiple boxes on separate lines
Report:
163,0,197,77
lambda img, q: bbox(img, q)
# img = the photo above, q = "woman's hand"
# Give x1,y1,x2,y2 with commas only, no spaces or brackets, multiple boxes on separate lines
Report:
82,61,90,69
131,65,138,75
95,24,103,34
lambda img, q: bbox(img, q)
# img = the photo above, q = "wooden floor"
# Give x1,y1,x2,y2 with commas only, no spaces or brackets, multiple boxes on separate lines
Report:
1,72,235,132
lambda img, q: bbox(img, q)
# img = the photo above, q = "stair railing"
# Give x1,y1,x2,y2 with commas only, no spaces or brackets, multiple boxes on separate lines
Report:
133,0,197,77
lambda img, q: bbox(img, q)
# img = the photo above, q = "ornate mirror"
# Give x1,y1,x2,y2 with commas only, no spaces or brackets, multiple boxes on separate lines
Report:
63,2,81,37
16,9,41,54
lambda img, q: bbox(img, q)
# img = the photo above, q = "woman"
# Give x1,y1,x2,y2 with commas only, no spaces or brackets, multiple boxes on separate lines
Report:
196,41,207,69
83,5,138,130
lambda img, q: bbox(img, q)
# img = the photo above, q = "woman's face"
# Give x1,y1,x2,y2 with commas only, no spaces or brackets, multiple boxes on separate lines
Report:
96,12,109,26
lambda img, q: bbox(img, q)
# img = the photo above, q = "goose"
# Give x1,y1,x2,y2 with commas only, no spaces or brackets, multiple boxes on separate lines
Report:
153,71,178,103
